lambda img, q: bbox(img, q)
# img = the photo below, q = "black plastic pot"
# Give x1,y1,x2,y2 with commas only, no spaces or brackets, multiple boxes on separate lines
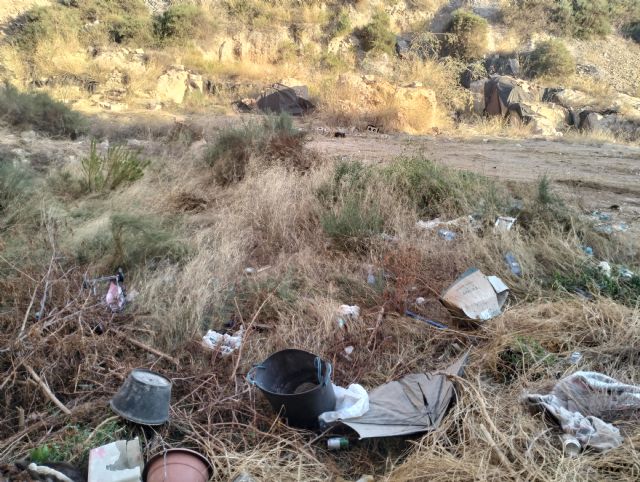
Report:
248,349,336,429
110,369,172,425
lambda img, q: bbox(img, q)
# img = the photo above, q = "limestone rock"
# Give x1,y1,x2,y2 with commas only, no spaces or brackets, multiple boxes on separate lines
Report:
156,69,189,104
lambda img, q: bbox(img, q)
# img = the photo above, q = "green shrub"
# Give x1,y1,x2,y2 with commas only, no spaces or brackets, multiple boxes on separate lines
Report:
154,4,213,43
571,0,611,38
380,157,505,218
445,9,489,60
624,21,640,42
498,336,557,383
502,0,625,40
527,39,575,78
552,264,640,307
8,7,80,51
321,194,385,251
327,8,352,38
0,83,86,138
318,161,385,251
76,213,186,269
0,162,34,214
204,113,311,186
30,421,122,466
80,139,150,193
109,16,153,44
357,9,396,55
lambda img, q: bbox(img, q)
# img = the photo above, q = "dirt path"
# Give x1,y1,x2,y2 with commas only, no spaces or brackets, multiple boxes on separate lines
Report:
309,132,640,229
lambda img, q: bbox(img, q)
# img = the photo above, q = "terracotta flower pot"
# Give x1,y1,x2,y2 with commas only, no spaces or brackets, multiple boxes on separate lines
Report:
143,448,212,482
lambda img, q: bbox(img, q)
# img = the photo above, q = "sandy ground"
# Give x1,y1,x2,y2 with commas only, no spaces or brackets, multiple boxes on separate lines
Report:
308,132,640,230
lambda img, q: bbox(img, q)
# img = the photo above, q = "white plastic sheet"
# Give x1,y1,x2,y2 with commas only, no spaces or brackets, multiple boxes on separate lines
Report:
524,371,640,451
318,384,369,426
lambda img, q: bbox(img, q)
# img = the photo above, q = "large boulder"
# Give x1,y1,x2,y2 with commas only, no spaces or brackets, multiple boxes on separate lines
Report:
334,74,438,133
156,67,209,104
393,85,437,134
156,67,190,104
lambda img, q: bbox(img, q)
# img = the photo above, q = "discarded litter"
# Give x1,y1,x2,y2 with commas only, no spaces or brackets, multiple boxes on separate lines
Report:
337,304,360,328
248,349,335,429
582,246,594,257
440,269,509,322
88,438,142,482
415,297,426,305
437,229,456,241
327,437,349,450
202,328,244,356
318,383,369,426
598,261,612,277
594,221,629,234
561,434,581,457
405,310,448,330
366,266,376,285
524,371,640,451
495,216,517,232
504,252,522,277
591,211,613,222
344,346,354,356
84,268,126,313
573,288,594,301
416,215,479,232
339,305,360,318
143,448,212,482
110,369,172,425
340,352,468,438
568,351,583,364
620,267,636,279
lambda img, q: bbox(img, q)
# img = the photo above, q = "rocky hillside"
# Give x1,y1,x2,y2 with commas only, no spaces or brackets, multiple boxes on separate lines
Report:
0,0,639,140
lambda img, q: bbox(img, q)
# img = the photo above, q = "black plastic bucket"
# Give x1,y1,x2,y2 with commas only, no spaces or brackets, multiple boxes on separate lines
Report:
248,349,336,429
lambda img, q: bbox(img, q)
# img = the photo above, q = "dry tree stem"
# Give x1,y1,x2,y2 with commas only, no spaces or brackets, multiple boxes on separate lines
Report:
24,365,72,416
480,423,514,471
115,331,180,366
368,307,385,351
230,293,272,382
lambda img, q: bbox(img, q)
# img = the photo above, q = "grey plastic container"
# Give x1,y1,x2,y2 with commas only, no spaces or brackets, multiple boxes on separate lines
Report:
110,369,172,425
248,349,335,429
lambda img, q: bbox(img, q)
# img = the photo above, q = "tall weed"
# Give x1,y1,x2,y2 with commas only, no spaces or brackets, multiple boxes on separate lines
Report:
80,140,150,193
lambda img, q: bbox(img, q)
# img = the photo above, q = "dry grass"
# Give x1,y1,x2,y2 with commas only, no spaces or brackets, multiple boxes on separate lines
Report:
2,111,640,480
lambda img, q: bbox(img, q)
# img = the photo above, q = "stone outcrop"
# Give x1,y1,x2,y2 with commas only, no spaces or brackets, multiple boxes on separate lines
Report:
334,74,438,134
155,66,211,104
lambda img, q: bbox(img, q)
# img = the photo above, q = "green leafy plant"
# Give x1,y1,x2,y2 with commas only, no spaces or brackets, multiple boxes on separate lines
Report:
380,157,505,218
624,21,640,42
527,39,576,78
321,194,385,251
499,336,557,383
327,8,351,38
445,9,489,60
552,264,640,307
0,83,86,138
30,421,123,465
75,213,186,269
204,113,311,186
80,139,150,193
0,162,33,213
357,9,396,55
153,4,213,43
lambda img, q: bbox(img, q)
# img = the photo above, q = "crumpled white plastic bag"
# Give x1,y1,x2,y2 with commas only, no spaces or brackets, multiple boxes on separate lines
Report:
319,383,369,426
202,328,244,356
